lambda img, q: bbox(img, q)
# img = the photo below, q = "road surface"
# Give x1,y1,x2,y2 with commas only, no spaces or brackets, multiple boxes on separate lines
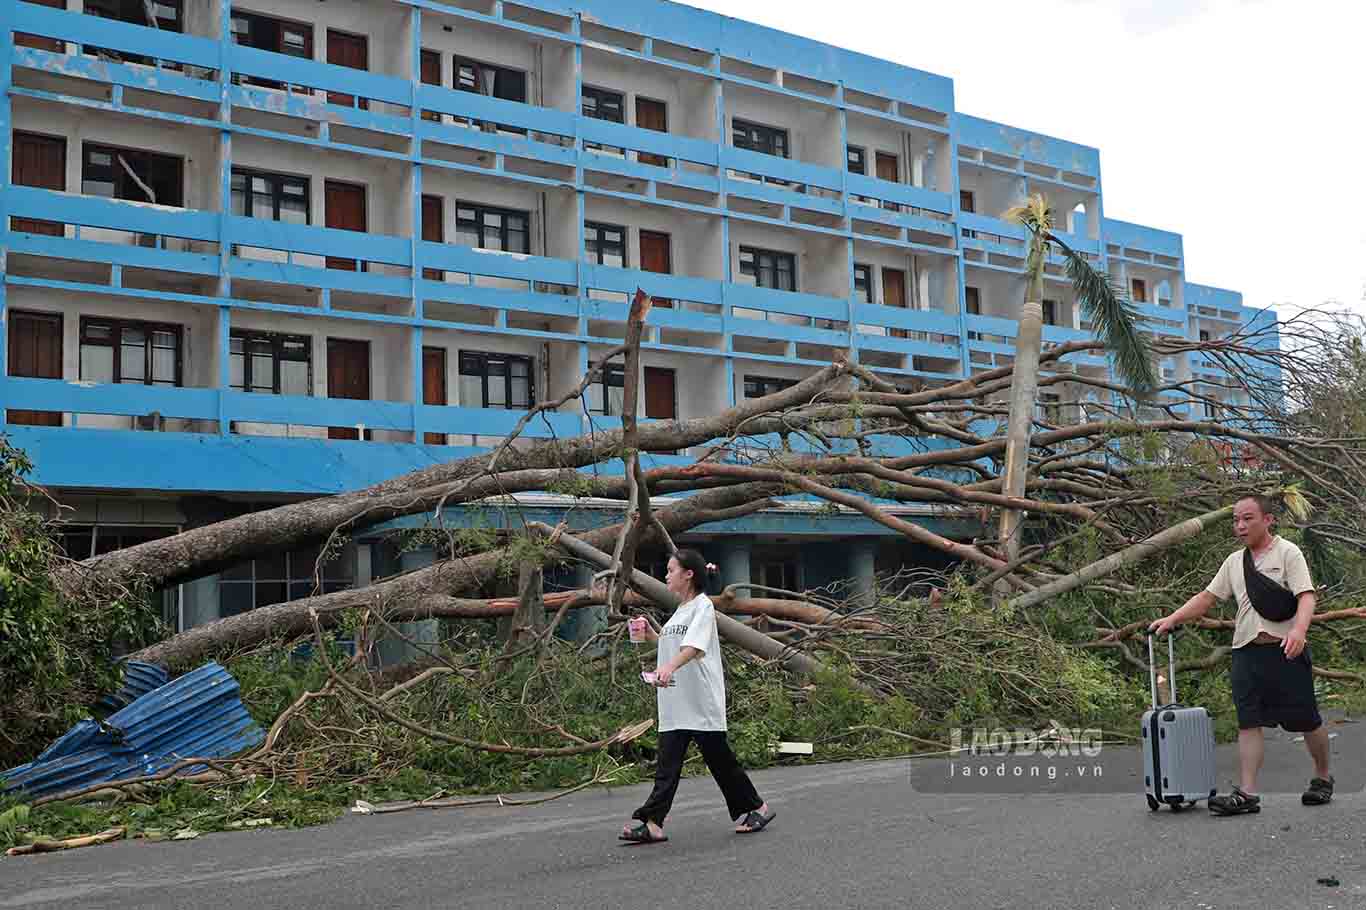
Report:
4,718,1362,909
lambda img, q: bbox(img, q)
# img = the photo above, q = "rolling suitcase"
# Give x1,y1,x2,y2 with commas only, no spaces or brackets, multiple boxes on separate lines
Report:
1141,630,1217,811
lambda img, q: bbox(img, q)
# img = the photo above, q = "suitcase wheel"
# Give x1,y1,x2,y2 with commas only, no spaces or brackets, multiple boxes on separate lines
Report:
1146,795,1160,811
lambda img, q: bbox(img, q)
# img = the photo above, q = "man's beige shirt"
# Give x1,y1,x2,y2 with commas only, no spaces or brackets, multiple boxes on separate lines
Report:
1205,535,1314,648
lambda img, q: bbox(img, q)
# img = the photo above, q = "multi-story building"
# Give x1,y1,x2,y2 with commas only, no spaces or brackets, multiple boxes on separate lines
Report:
0,0,1277,635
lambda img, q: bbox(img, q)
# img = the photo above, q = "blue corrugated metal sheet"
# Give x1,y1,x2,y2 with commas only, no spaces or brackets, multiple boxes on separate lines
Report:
97,661,170,713
1,662,264,799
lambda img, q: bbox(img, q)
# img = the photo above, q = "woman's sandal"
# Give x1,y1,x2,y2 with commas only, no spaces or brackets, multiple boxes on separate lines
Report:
619,822,668,844
736,809,775,833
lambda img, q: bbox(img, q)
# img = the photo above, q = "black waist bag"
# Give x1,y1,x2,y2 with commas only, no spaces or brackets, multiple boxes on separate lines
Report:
1242,548,1298,622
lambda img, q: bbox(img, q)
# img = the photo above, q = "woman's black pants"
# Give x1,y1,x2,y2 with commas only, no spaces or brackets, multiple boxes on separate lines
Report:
631,729,763,826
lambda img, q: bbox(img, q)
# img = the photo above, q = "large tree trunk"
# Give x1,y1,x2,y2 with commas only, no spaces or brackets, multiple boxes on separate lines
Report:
57,365,849,596
1007,506,1235,610
128,483,781,670
996,237,1047,598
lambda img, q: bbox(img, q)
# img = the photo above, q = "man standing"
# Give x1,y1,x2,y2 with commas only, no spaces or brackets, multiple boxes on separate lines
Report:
1148,494,1333,815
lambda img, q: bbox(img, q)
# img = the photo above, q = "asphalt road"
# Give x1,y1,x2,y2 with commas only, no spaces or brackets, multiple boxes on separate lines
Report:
4,719,1363,910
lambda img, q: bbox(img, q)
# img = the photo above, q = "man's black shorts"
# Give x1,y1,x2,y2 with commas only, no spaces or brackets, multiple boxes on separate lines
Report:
1230,642,1322,732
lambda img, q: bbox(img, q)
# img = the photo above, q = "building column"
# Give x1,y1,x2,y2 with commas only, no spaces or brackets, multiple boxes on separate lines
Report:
848,538,878,609
716,536,753,593
557,563,606,645
375,547,439,667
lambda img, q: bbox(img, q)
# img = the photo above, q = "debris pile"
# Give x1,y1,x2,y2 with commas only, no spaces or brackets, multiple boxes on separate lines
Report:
2,662,264,799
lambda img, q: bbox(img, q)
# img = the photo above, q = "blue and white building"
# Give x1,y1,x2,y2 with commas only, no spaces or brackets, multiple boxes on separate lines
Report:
0,0,1277,632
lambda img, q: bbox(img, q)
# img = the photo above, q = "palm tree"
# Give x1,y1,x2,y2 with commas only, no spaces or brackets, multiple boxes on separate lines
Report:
994,194,1158,582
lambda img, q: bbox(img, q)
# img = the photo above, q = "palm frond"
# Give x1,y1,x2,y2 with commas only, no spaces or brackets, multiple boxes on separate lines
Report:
1277,484,1313,522
1048,232,1158,394
1003,194,1053,234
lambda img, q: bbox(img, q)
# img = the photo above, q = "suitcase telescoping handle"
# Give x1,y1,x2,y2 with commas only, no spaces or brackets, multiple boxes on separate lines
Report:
1145,628,1177,708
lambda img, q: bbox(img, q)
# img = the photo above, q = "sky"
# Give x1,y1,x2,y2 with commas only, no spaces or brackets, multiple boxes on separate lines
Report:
683,0,1366,320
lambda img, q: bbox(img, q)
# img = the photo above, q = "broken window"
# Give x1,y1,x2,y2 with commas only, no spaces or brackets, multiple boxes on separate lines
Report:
230,9,313,90
84,0,182,66
847,145,866,174
82,144,184,207
455,58,527,133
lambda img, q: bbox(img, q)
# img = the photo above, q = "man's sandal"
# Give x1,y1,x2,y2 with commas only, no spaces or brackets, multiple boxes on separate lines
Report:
1209,787,1261,816
735,809,775,833
1302,776,1334,806
619,822,668,844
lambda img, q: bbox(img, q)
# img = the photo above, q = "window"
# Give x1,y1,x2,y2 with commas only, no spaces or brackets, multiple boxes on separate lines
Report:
455,202,530,253
753,560,798,592
965,286,981,340
458,351,534,409
231,169,308,224
959,190,975,213
743,375,796,399
455,59,527,102
82,144,184,207
1042,299,1057,326
853,264,873,302
220,544,353,617
582,86,624,123
582,86,625,154
230,330,312,395
584,222,626,268
1131,278,1147,303
847,145,866,174
455,58,527,132
1199,330,1211,342
86,0,181,30
588,360,625,415
732,119,789,158
230,9,311,89
56,524,177,560
85,0,182,64
739,246,796,291
79,317,182,386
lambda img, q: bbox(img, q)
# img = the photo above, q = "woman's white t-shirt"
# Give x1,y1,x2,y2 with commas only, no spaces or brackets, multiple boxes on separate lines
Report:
656,593,727,732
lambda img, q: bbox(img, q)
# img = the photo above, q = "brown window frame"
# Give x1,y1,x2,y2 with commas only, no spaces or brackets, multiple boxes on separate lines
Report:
79,316,184,387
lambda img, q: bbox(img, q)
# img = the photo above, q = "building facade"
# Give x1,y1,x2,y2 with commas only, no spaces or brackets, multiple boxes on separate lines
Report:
0,0,1277,634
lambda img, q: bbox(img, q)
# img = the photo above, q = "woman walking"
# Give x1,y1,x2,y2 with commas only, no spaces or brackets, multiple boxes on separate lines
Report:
619,548,776,844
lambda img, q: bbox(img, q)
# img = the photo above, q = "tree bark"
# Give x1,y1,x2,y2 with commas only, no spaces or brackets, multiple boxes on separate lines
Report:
1007,506,1235,610
58,364,850,596
997,234,1047,595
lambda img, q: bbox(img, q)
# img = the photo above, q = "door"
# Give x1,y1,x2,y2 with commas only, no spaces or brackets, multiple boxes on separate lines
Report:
326,29,368,109
635,97,668,167
7,311,64,427
11,132,66,237
638,230,672,309
422,346,446,445
326,338,370,440
643,367,676,420
882,267,907,339
16,0,64,52
325,180,366,271
421,194,443,281
420,49,441,122
876,152,899,210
